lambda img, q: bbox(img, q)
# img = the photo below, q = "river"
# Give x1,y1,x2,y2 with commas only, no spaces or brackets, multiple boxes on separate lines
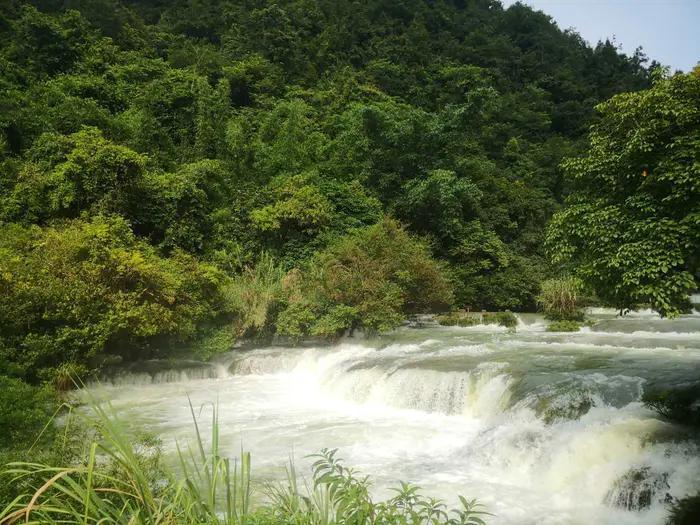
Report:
90,310,700,525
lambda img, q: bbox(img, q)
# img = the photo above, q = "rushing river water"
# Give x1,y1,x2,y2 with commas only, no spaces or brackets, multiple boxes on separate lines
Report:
91,310,700,525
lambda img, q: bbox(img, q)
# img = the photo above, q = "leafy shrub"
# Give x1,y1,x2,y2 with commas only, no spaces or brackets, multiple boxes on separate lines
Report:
310,305,360,338
274,300,318,339
276,218,454,338
0,376,57,449
482,311,518,329
192,326,237,361
537,277,584,321
437,313,480,327
319,218,453,315
547,320,581,332
643,384,700,426
0,217,229,378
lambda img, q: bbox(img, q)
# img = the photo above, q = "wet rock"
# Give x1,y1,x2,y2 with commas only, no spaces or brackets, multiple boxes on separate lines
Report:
605,466,671,511
536,390,594,424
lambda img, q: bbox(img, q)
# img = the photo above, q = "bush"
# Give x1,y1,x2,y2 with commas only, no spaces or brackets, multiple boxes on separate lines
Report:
0,376,57,449
436,313,480,327
192,326,237,361
483,311,518,329
537,277,585,321
274,300,318,339
310,305,360,338
276,218,454,338
547,320,581,332
0,217,230,379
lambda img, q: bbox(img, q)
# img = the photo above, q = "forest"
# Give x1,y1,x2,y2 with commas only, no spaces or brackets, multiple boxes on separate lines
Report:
0,0,699,523
1,0,676,379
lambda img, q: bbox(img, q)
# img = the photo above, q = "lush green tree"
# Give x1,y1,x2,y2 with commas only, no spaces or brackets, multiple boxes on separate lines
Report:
250,173,333,235
277,218,453,338
394,169,481,247
136,159,236,254
0,216,229,379
1,128,147,223
546,72,699,316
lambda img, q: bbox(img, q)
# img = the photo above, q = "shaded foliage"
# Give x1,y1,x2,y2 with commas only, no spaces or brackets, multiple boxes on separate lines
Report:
0,376,56,449
667,493,700,525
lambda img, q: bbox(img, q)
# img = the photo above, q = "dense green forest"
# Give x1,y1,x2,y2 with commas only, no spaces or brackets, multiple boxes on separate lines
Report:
1,0,665,384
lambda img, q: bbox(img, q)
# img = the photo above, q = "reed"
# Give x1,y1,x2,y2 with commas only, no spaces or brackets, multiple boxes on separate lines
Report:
537,277,584,321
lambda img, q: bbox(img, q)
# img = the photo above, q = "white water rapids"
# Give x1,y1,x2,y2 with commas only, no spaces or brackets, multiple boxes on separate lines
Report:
89,311,700,525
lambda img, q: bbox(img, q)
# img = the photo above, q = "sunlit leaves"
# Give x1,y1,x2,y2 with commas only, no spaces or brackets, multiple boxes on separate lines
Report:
547,72,700,316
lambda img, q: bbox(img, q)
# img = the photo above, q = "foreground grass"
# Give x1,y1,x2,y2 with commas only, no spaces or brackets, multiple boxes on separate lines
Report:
0,397,489,525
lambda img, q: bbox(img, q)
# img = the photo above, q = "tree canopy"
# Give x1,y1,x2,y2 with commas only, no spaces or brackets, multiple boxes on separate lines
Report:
546,70,699,317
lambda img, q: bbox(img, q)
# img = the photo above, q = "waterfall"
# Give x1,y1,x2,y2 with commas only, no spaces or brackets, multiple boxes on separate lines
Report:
90,312,700,525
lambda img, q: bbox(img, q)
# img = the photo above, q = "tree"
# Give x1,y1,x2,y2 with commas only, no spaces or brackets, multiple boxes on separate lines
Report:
1,128,147,223
0,216,229,378
276,218,454,337
546,72,700,316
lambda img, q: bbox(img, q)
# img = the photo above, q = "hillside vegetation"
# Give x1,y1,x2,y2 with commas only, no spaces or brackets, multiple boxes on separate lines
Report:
0,0,657,381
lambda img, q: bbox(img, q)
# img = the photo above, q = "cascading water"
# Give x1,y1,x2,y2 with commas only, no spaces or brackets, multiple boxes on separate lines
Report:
91,311,700,525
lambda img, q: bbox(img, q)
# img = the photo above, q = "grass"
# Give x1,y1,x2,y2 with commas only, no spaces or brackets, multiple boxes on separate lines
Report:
537,277,584,321
223,252,285,339
0,393,490,525
436,313,481,327
482,312,518,329
437,311,517,330
546,320,581,332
